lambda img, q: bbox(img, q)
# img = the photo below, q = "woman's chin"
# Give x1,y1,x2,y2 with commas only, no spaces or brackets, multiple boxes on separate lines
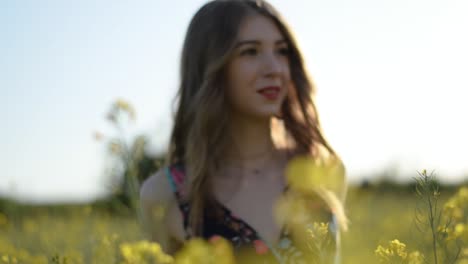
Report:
230,105,282,121
250,107,282,120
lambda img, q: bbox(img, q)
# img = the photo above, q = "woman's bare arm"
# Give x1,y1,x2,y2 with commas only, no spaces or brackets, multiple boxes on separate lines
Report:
140,169,184,254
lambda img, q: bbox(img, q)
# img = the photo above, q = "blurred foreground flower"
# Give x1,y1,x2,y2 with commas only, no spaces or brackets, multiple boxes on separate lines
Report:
120,240,173,264
443,187,468,226
285,155,345,195
438,186,468,261
283,155,348,232
174,237,235,264
274,189,342,263
118,237,235,264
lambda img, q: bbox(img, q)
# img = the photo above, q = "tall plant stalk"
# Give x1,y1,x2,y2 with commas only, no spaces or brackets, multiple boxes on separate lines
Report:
414,170,440,264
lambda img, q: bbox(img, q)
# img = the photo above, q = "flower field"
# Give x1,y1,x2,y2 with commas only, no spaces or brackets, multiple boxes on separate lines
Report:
1,179,466,263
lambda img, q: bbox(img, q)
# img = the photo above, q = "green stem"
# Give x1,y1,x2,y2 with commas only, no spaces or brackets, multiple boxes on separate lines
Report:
426,179,438,264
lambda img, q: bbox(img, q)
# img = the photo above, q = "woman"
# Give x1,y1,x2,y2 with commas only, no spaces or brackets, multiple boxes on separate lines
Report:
140,0,348,263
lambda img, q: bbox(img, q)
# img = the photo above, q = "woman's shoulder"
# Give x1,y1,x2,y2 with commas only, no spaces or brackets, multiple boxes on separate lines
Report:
139,167,187,252
140,166,184,212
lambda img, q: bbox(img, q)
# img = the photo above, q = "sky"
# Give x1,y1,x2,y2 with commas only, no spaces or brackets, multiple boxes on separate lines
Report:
2,0,468,203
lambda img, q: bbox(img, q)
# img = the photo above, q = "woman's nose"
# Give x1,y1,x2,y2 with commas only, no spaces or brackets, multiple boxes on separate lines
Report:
262,52,285,77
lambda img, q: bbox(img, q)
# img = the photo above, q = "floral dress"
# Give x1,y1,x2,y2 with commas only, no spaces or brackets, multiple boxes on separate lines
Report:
165,164,340,264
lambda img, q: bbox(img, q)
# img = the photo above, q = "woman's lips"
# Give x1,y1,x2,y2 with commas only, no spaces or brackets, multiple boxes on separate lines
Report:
258,86,280,100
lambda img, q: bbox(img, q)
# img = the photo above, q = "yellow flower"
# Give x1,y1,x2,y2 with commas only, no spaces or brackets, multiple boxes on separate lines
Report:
120,240,173,264
389,239,407,259
407,251,424,264
109,142,122,154
285,155,345,196
107,98,137,125
375,245,392,259
174,237,235,264
174,239,212,264
454,223,466,238
375,239,418,263
314,222,329,237
114,99,136,121
210,237,235,264
274,193,310,228
462,247,468,258
441,186,468,243
120,244,133,260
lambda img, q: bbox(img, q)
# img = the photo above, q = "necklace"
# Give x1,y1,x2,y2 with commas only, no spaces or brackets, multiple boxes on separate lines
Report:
241,147,279,177
216,148,287,206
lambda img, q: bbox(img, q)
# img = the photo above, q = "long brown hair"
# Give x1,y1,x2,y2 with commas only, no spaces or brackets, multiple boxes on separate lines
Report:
167,0,342,236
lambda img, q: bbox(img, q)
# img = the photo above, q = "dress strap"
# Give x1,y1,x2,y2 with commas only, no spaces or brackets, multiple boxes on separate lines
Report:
164,164,191,238
164,164,186,198
165,167,177,192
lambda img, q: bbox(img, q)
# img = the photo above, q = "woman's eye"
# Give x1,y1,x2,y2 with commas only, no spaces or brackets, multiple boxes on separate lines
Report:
278,47,290,56
240,48,258,56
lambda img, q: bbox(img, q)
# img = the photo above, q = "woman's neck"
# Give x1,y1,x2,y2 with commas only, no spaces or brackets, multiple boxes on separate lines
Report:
224,114,277,170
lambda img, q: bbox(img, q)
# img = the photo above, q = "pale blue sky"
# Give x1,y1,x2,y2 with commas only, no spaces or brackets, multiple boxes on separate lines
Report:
2,0,467,203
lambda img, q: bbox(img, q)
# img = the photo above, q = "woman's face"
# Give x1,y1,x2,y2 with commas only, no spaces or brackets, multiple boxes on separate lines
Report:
225,14,291,120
